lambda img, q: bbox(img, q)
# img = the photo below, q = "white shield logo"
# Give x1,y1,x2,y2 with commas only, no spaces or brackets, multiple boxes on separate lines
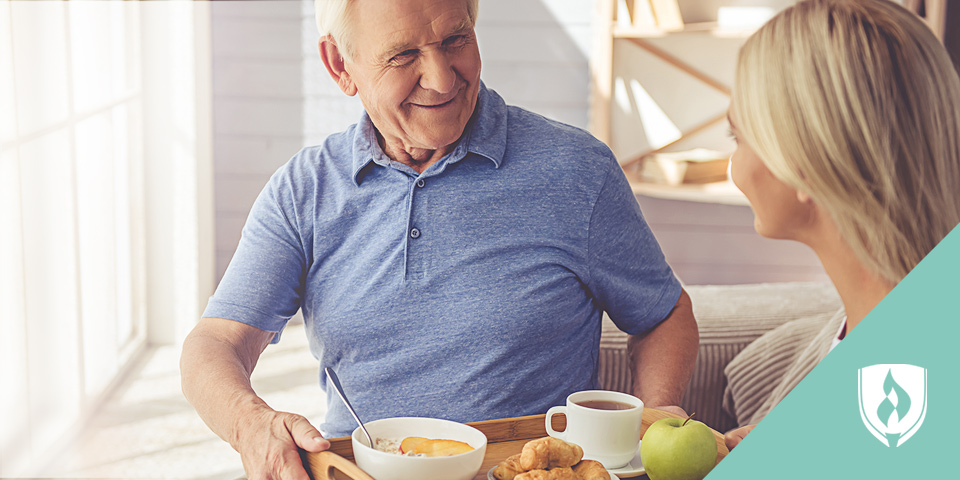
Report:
858,364,927,447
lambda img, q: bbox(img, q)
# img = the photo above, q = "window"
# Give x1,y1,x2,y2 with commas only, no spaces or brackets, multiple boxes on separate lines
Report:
0,1,214,475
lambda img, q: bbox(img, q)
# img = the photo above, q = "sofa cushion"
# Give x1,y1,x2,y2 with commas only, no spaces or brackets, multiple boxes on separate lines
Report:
598,282,841,433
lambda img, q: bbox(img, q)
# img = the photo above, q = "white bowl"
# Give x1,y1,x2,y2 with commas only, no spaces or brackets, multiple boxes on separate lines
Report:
351,417,487,480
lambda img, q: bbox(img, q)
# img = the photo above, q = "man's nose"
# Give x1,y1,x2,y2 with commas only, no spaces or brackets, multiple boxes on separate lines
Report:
419,50,457,94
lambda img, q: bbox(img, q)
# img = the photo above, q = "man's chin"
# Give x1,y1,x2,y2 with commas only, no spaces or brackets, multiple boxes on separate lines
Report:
410,128,468,151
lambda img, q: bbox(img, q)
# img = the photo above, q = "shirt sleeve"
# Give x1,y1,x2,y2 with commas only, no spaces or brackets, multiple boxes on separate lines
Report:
585,160,682,336
201,166,307,343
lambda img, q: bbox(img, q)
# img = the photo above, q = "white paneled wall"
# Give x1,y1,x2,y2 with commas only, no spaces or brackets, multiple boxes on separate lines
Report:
475,0,593,128
300,1,364,148
635,196,827,285
212,1,308,278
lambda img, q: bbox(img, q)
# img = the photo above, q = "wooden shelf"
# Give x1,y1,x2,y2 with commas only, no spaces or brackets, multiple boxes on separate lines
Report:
612,21,756,39
629,178,748,206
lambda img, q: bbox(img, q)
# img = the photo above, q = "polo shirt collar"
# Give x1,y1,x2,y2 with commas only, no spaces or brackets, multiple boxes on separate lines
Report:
462,82,507,169
351,82,507,186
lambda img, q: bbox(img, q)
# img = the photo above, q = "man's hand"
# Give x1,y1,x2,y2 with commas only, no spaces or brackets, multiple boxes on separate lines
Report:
235,409,330,480
724,424,755,450
181,318,329,480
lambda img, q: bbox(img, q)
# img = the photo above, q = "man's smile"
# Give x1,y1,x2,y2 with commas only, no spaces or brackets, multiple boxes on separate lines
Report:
411,92,459,110
413,96,456,109
409,86,463,110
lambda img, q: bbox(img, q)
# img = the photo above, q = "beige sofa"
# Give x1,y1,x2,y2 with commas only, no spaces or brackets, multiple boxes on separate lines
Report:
598,282,841,434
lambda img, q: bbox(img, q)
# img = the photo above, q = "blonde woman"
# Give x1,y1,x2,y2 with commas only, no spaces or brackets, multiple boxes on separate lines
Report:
723,0,960,449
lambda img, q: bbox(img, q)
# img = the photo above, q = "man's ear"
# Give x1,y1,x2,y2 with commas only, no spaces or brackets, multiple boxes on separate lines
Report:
319,36,357,96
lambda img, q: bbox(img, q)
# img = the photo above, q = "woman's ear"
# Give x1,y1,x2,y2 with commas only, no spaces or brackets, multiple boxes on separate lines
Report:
796,189,813,204
319,36,357,96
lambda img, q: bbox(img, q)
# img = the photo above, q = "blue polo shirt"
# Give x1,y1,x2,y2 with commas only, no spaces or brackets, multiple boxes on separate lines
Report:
203,84,681,438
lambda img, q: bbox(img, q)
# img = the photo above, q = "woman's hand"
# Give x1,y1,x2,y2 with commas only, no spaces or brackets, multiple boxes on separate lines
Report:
724,424,756,450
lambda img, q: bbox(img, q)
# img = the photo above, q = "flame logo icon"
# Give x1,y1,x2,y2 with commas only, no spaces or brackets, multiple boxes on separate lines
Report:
876,370,911,446
858,364,927,447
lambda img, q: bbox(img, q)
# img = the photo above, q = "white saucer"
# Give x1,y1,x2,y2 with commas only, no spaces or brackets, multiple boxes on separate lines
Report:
603,440,645,477
487,466,621,480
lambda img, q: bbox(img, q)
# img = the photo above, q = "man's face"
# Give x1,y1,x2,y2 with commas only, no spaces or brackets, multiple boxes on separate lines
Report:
341,0,481,152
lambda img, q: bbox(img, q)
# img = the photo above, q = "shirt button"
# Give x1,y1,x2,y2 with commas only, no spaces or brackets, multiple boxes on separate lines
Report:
410,228,421,239
416,179,425,188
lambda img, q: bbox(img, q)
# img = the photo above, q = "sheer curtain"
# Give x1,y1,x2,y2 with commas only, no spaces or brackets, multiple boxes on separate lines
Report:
0,1,214,476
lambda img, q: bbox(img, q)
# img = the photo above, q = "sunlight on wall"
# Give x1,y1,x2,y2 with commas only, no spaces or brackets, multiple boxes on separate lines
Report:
628,77,682,149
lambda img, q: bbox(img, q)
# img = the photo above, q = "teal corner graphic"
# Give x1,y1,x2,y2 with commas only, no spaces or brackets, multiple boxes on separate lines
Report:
705,224,960,478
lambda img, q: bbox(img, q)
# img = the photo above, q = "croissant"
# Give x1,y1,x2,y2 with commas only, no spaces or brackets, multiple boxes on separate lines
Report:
515,467,578,480
519,437,584,470
572,460,608,480
493,454,525,480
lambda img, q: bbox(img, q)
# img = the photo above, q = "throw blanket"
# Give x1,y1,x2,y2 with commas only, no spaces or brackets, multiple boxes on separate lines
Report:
723,308,846,426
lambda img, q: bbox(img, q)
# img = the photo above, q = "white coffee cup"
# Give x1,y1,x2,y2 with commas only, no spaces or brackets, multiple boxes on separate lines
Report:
545,390,643,469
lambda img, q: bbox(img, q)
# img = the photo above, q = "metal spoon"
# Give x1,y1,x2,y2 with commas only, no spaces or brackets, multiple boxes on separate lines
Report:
324,367,374,448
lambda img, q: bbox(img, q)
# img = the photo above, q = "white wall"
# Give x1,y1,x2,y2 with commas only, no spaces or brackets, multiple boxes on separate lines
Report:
636,196,827,285
475,0,593,129
300,1,364,149
212,1,307,280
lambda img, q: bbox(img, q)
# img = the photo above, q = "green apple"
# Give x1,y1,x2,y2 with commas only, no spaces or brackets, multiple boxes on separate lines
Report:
639,415,716,480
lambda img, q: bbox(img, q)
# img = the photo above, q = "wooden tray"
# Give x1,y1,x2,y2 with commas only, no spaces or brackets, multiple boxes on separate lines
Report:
304,409,729,480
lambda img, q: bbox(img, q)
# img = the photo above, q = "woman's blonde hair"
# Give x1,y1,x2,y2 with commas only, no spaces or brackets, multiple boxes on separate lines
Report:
734,0,960,283
314,0,480,62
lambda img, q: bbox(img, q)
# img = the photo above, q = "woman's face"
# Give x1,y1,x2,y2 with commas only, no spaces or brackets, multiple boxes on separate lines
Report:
727,104,815,241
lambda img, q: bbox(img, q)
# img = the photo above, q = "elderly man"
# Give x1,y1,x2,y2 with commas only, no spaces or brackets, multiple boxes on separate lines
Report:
181,0,698,478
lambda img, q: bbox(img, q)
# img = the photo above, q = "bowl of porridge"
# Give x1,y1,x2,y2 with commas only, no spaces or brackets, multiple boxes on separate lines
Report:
351,417,487,480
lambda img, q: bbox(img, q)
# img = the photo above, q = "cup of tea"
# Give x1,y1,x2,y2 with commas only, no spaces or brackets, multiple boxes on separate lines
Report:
545,390,643,469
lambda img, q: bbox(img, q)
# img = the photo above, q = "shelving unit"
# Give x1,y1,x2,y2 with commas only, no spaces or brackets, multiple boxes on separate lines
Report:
590,0,950,164
590,0,752,203
590,1,754,162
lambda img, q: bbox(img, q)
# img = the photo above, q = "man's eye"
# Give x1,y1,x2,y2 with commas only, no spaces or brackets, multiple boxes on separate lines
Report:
444,35,467,47
390,50,418,64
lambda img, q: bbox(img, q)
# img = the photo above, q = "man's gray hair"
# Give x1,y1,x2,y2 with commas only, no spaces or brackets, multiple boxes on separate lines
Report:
315,0,480,62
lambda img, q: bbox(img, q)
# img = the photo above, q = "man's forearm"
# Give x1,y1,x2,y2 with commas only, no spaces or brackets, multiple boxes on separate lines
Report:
627,289,699,408
180,324,273,450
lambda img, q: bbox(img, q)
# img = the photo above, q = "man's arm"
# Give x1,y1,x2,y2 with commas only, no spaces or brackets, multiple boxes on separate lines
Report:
180,317,329,480
627,289,698,414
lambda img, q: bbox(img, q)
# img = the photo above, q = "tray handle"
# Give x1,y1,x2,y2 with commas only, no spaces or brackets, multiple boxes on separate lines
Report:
301,450,375,480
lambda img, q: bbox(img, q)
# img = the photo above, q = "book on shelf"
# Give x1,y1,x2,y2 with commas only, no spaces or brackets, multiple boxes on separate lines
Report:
631,0,658,29
616,0,660,31
649,0,684,31
639,148,730,185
